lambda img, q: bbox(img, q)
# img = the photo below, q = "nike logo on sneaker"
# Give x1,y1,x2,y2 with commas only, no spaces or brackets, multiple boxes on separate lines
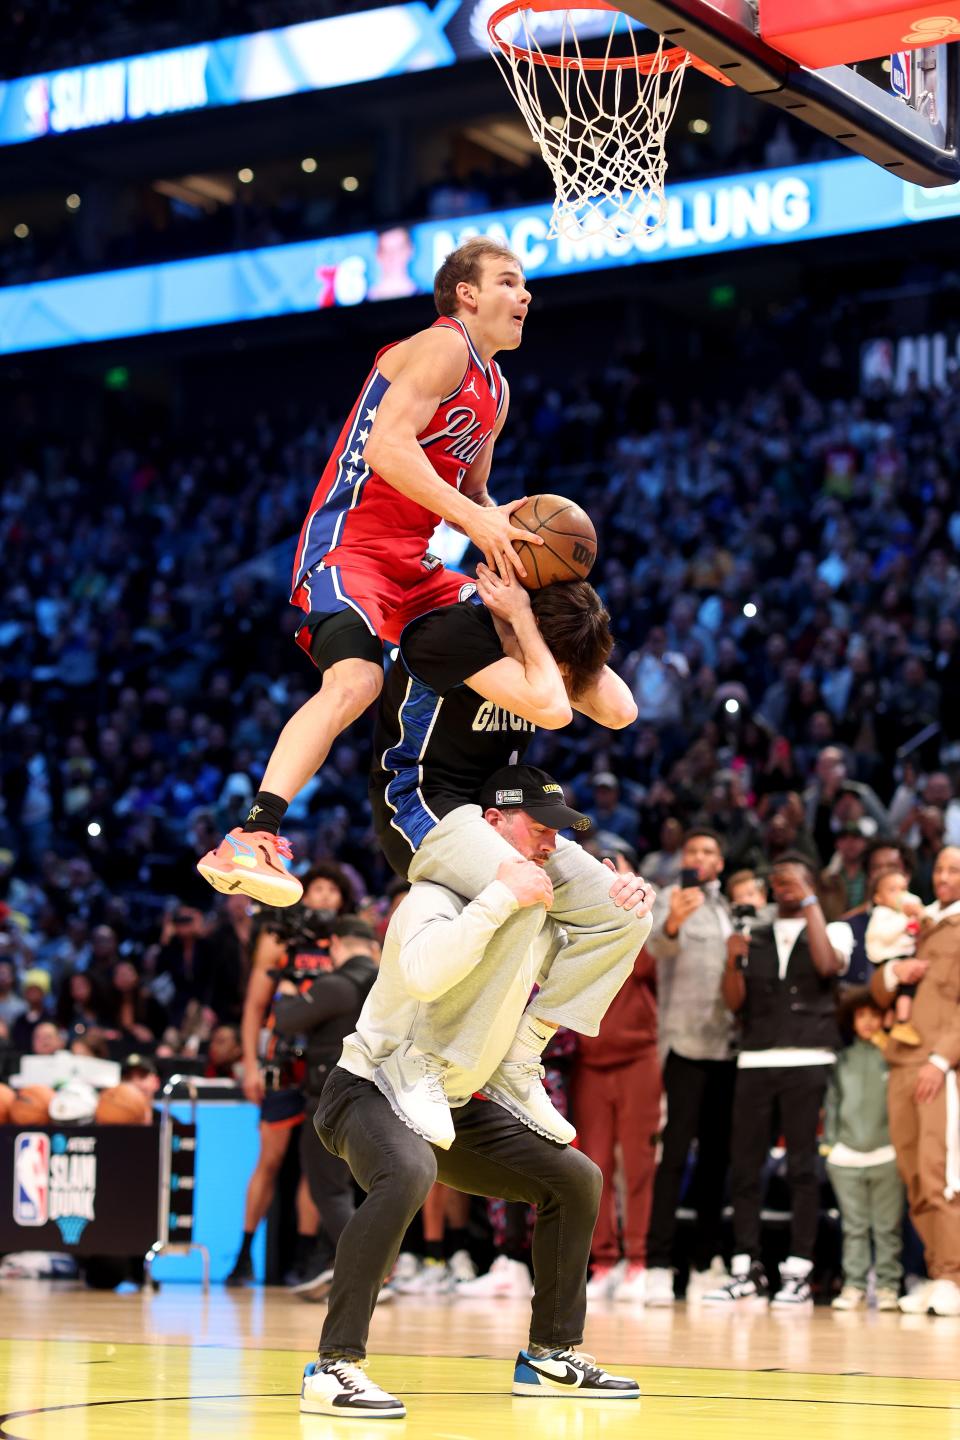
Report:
529,1360,581,1387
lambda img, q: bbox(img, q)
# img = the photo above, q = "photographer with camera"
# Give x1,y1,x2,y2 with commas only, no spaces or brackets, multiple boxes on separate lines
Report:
272,915,379,1300
225,863,355,1288
644,828,738,1307
704,855,853,1309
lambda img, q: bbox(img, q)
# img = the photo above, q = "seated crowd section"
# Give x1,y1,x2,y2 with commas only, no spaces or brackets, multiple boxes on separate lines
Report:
2,341,960,1300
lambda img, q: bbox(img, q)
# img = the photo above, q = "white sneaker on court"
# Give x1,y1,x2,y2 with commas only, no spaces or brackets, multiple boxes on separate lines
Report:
457,1255,533,1299
447,1249,478,1288
643,1267,675,1307
300,1359,405,1417
832,1285,867,1311
612,1264,647,1304
928,1278,960,1316
899,1279,937,1313
387,1251,420,1292
373,1043,454,1149
586,1261,624,1301
686,1256,731,1303
395,1258,450,1294
480,1060,576,1145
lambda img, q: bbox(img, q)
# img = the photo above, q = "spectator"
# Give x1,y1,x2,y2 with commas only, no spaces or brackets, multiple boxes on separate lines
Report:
709,855,853,1309
55,968,108,1032
825,987,904,1312
11,968,52,1052
870,844,960,1317
0,958,27,1030
640,817,685,891
574,886,659,1304
842,837,914,983
103,960,167,1054
204,1024,243,1079
819,819,870,921
644,829,737,1306
581,772,636,842
70,1027,111,1059
121,1053,161,1103
31,1019,64,1055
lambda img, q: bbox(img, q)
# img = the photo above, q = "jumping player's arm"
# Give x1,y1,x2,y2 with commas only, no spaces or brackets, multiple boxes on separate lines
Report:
362,332,536,580
463,565,572,729
569,665,638,729
239,928,286,1103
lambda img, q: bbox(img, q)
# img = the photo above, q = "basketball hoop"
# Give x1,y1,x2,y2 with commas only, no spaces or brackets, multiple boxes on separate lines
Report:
487,0,733,241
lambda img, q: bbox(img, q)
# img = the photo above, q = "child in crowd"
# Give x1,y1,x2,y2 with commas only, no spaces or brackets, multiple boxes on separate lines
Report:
865,867,925,1045
824,987,904,1311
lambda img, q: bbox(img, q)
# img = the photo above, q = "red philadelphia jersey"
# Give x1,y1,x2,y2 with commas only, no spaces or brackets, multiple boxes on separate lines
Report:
291,315,506,610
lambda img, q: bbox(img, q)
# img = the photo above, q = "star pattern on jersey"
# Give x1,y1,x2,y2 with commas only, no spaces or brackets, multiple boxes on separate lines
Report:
349,447,363,466
357,426,370,445
364,406,378,424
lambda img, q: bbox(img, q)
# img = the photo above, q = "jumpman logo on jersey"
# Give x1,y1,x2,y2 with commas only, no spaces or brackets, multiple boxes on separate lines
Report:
463,377,480,399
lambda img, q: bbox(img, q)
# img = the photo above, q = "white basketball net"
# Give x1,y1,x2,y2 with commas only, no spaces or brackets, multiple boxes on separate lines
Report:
489,7,691,241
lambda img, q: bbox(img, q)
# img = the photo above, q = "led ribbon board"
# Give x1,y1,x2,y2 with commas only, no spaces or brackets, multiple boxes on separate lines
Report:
1,157,957,354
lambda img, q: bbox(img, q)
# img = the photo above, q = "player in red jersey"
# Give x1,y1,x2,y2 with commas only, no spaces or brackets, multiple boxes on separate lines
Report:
198,237,540,906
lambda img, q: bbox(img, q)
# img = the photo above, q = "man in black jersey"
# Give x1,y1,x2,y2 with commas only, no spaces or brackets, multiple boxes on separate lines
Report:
367,563,654,1146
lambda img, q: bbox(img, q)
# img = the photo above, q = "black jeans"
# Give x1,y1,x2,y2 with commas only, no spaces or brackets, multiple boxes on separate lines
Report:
300,1093,357,1257
729,1064,831,1263
646,1051,737,1271
313,1066,602,1359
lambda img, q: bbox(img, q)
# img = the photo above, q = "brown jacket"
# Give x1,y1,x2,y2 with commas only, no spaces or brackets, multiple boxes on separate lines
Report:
870,906,960,1070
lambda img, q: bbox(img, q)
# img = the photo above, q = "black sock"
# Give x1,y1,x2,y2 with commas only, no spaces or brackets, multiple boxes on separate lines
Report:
445,1228,470,1259
238,1230,254,1261
242,791,288,835
423,1240,445,1263
295,1232,315,1264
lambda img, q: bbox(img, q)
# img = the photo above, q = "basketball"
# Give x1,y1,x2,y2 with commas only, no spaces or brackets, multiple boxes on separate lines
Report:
0,1082,14,1123
509,494,598,590
9,1084,55,1126
95,1082,152,1126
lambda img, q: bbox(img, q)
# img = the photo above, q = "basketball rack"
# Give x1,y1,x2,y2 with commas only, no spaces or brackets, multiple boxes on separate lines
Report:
144,1075,210,1290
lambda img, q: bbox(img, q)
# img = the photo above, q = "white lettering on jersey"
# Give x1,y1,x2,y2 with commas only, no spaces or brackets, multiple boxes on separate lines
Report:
419,405,490,465
471,700,536,734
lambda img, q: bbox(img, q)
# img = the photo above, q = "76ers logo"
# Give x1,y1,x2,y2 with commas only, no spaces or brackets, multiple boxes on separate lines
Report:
14,1133,50,1226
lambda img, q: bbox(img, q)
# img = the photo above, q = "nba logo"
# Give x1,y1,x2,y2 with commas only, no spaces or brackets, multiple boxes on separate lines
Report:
13,1133,50,1227
890,52,911,100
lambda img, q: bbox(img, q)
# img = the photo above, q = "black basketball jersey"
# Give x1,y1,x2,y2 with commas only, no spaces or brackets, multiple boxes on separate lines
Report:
370,597,537,877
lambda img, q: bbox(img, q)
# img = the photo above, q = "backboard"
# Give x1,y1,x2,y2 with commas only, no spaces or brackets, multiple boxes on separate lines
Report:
613,0,960,185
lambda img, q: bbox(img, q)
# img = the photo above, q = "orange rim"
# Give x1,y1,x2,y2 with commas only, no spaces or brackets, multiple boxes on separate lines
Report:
487,0,735,84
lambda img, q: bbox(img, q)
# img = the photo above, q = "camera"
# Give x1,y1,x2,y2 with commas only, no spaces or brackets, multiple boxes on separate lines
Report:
254,903,336,981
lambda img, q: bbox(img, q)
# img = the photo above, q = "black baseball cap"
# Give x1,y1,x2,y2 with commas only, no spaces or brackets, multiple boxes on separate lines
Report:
479,765,590,832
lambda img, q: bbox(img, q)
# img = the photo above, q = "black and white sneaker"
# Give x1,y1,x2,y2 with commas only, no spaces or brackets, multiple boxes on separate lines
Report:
512,1348,640,1399
300,1359,406,1418
771,1262,814,1310
700,1261,770,1308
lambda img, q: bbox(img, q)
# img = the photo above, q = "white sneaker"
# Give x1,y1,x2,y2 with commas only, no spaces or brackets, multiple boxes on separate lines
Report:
480,1060,576,1145
513,1348,640,1399
875,1287,900,1312
447,1248,478,1287
701,1258,770,1308
395,1258,450,1295
771,1259,813,1310
291,1265,335,1302
457,1255,533,1299
686,1257,731,1303
373,1043,454,1149
832,1285,866,1311
928,1278,960,1316
612,1264,647,1304
899,1279,936,1313
300,1359,405,1417
586,1261,624,1301
387,1251,420,1292
643,1267,675,1307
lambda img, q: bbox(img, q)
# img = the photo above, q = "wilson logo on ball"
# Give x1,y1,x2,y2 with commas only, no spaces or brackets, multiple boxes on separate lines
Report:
902,14,960,42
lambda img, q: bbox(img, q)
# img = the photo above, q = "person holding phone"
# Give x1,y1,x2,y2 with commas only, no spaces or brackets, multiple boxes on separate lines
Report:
644,829,738,1306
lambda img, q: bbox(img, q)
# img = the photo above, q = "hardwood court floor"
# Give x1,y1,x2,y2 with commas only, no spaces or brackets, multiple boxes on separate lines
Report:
1,1284,959,1439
